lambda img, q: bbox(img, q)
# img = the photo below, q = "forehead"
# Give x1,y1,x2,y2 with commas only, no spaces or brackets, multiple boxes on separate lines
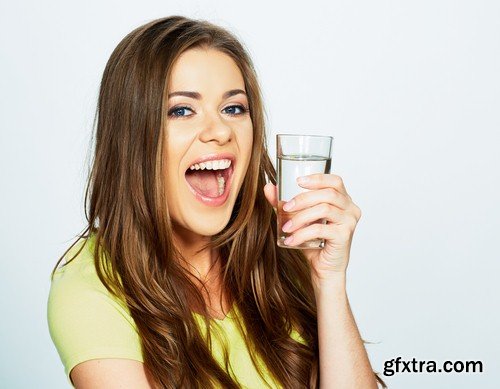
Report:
167,48,246,93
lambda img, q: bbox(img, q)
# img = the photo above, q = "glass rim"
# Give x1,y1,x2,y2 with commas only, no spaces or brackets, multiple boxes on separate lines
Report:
276,133,334,140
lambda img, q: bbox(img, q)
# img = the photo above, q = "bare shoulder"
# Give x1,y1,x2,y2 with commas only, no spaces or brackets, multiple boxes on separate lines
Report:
71,358,155,389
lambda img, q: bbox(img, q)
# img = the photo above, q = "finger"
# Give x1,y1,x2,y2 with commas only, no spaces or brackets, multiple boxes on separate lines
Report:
284,223,351,247
263,182,278,209
297,173,349,197
283,187,351,213
281,203,355,234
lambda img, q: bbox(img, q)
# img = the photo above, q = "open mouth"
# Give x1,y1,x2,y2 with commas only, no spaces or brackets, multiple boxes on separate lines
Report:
185,164,233,198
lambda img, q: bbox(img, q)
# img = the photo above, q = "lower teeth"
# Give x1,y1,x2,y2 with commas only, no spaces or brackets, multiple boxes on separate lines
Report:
217,172,225,196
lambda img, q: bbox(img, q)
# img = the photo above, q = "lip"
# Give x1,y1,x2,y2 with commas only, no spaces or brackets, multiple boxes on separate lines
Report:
184,152,236,207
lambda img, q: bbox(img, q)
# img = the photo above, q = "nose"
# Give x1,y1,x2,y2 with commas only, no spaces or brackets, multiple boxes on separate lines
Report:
198,111,232,145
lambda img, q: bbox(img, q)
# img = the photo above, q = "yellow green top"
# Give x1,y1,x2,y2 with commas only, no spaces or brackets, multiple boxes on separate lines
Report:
47,236,305,388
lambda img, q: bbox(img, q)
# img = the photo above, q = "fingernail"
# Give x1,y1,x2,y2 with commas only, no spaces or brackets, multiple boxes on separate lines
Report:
297,176,309,184
284,236,294,245
282,220,292,232
283,199,295,211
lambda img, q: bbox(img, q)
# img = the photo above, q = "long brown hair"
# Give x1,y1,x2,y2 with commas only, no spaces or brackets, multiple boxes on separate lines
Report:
51,16,386,388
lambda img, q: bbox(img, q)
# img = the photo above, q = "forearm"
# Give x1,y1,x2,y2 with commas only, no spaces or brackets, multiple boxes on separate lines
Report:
313,274,377,389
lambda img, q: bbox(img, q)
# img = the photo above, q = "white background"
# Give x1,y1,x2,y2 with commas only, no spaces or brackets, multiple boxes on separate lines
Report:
1,1,499,388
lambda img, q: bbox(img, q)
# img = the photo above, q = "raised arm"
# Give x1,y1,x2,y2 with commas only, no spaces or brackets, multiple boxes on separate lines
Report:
264,174,379,388
313,274,378,388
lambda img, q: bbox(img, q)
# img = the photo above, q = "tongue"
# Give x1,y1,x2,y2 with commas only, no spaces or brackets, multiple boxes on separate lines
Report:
185,170,221,198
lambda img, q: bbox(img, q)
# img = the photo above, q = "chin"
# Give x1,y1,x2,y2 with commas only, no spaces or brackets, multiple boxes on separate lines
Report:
178,208,233,237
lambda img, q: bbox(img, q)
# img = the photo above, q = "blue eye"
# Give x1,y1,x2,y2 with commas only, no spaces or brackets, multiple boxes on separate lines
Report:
223,105,248,115
168,106,194,117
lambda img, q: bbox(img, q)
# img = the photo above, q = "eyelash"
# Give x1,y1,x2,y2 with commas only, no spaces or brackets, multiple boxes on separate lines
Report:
167,104,248,118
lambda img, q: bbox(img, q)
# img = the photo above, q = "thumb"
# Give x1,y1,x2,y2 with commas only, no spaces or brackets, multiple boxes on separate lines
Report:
263,182,278,210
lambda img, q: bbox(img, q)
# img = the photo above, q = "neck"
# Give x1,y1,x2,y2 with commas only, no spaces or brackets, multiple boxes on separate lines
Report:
171,221,218,278
173,223,228,306
171,222,231,319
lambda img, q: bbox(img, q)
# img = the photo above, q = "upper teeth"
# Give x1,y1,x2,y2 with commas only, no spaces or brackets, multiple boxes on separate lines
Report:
189,159,232,170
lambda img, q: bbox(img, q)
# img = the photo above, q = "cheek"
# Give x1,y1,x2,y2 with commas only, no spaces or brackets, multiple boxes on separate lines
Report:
245,131,254,165
240,123,253,157
165,125,194,163
164,133,190,191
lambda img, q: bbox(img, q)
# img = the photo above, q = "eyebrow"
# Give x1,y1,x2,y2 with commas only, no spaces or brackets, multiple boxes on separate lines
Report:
168,89,247,100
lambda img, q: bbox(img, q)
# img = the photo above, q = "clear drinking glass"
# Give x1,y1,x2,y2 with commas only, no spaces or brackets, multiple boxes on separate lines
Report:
276,134,333,249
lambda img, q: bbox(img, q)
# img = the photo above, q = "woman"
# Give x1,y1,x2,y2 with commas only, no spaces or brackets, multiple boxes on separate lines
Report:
47,15,386,388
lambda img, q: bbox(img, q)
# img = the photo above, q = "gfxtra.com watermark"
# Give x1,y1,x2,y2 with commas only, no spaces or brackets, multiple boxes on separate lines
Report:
383,357,483,376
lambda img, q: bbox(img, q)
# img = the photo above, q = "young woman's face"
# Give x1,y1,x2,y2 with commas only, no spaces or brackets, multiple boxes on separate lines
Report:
164,47,253,238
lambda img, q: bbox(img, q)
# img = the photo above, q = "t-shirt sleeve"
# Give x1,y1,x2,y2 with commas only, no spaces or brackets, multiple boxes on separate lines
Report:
47,266,144,387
